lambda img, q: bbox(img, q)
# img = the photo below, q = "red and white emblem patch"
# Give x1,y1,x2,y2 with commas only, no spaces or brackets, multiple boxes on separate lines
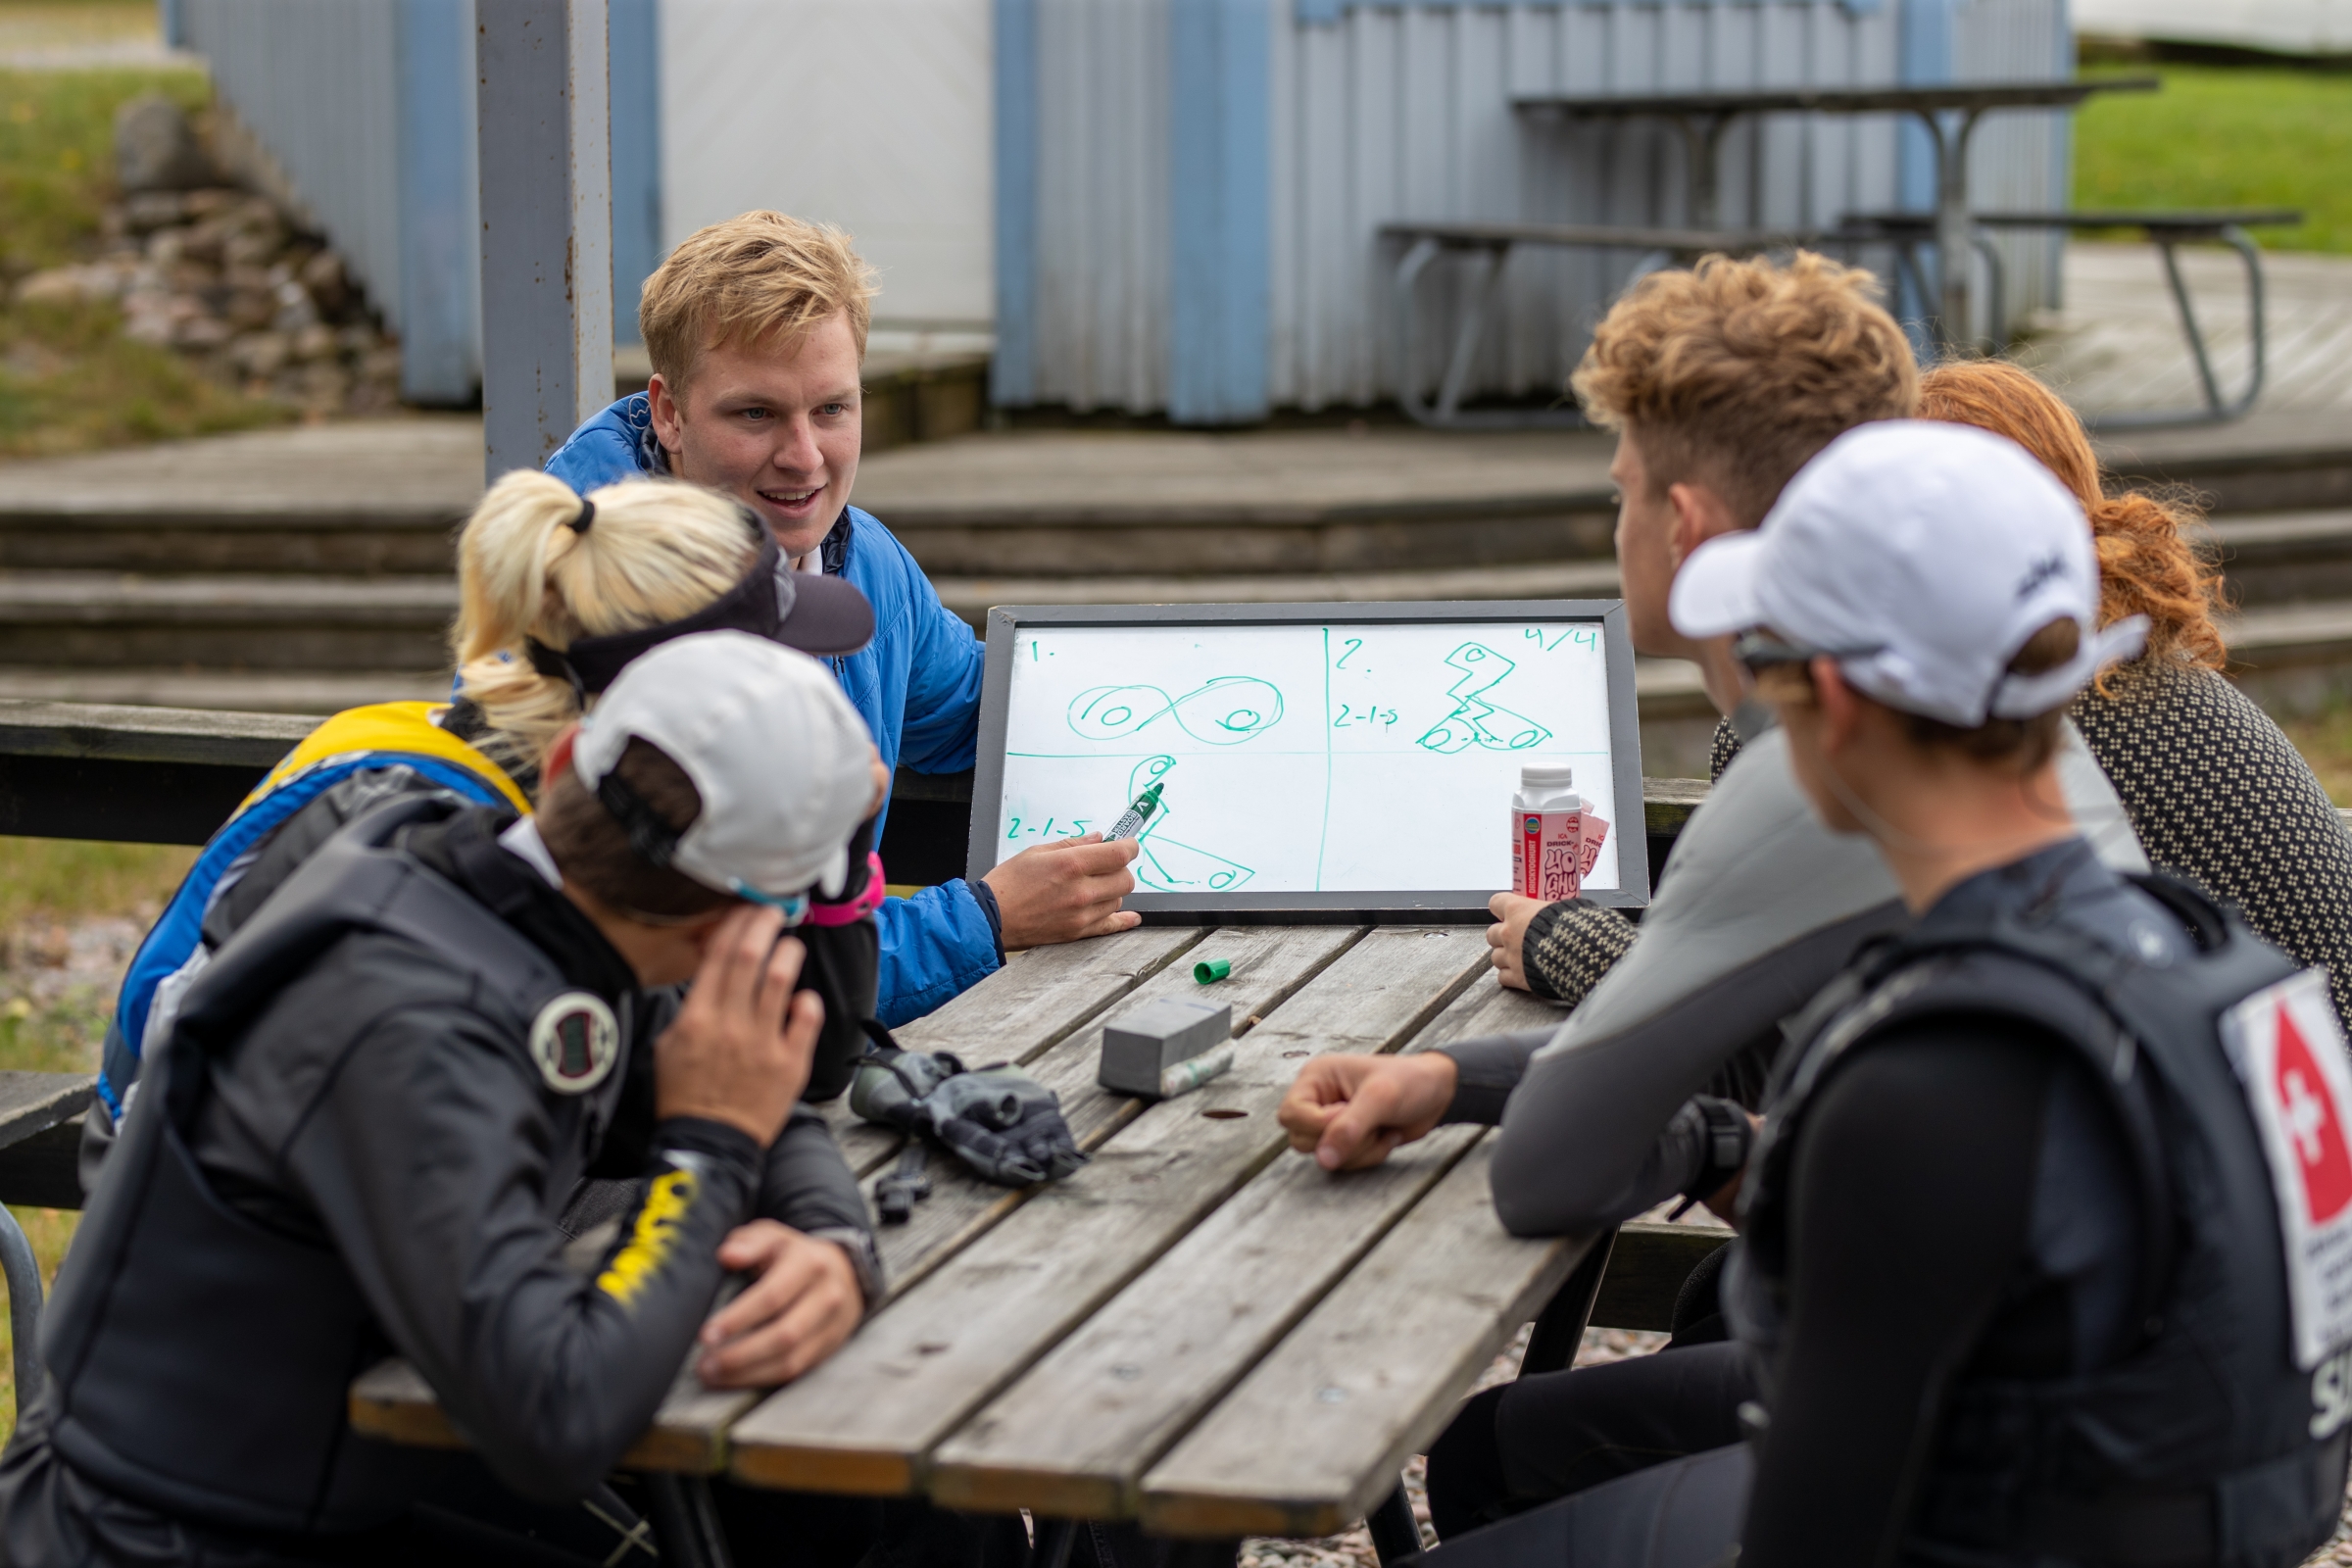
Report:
2223,968,2352,1368
529,992,618,1096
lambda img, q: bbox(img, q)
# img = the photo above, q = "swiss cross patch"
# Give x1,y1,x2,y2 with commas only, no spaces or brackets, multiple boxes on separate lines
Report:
2223,968,2352,1368
529,992,619,1096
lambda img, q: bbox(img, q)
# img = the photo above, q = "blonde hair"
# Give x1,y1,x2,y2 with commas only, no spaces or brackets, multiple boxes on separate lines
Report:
639,211,878,387
452,471,759,775
1571,252,1920,526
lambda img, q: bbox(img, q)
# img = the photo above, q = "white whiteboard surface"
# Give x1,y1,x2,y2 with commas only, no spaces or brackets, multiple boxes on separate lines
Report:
987,619,1625,897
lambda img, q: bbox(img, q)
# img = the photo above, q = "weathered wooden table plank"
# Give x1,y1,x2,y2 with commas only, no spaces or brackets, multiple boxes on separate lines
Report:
0,1072,93,1151
868,925,1368,1294
834,925,1211,1174
1138,1139,1590,1540
1411,972,1566,1052
926,1123,1486,1519
724,927,1492,1498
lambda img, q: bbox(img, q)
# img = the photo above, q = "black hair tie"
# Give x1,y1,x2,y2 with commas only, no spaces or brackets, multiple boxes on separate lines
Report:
567,497,597,535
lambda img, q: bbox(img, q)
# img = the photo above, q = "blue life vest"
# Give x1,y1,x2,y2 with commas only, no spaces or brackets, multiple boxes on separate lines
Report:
99,703,528,1120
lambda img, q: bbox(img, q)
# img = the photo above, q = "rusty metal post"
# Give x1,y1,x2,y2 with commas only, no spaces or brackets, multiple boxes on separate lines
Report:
476,0,612,483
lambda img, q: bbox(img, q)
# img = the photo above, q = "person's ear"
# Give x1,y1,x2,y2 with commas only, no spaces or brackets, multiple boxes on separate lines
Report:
647,371,686,456
1811,657,1862,758
1664,481,1743,569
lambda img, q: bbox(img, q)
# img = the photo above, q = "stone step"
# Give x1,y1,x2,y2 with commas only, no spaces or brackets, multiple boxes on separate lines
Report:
2199,511,2352,607
0,572,453,669
928,558,1625,626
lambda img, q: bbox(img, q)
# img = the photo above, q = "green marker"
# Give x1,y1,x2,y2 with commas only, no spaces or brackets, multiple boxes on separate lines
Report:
1106,781,1164,841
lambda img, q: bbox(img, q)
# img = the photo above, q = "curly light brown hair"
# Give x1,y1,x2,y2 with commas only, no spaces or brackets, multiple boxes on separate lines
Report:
1570,251,1920,526
638,210,878,387
1917,359,2228,689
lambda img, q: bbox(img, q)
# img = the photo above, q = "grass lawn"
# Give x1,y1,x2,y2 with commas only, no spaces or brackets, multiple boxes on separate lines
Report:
2075,62,2352,256
0,835,194,1433
0,58,287,456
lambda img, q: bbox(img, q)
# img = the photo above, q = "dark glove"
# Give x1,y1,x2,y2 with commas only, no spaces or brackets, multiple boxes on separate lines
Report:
850,1046,1087,1188
794,815,885,1102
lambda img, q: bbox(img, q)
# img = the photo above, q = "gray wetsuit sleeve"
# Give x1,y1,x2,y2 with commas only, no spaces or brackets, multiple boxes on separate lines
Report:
1435,1029,1558,1125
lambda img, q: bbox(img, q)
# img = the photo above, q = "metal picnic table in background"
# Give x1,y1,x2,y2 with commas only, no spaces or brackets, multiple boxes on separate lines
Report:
1510,78,2160,353
1380,76,2327,430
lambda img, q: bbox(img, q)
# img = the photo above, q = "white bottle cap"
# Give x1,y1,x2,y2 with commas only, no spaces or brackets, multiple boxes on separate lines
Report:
1518,762,1575,789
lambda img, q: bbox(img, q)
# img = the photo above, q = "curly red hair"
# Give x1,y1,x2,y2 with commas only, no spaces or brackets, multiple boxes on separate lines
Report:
1918,360,2229,691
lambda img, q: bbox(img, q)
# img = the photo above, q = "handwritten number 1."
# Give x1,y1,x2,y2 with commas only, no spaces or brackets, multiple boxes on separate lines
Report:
1337,638,1362,669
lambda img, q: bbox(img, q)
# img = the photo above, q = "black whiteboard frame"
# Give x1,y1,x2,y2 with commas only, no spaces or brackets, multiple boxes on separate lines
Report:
967,601,1649,924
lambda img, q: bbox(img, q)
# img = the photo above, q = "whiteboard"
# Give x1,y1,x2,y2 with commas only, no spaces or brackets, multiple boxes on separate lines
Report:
969,604,1648,919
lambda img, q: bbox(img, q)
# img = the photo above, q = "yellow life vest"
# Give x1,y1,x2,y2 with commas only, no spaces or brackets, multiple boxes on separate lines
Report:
244,702,533,817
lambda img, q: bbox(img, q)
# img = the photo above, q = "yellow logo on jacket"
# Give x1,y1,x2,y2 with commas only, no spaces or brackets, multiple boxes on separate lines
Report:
596,1165,700,1307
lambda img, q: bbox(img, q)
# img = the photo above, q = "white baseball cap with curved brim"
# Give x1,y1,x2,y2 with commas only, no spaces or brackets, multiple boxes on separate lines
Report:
571,630,875,907
1669,419,2148,727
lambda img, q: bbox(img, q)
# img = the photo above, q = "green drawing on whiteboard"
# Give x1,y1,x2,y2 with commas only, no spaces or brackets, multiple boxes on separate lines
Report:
1069,677,1284,746
1121,756,1256,892
1415,643,1552,754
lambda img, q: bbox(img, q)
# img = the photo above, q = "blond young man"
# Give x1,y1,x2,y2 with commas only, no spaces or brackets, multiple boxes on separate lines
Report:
548,213,1138,1028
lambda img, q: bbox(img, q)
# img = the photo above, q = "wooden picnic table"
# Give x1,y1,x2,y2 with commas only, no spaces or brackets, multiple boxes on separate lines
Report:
346,925,1698,1544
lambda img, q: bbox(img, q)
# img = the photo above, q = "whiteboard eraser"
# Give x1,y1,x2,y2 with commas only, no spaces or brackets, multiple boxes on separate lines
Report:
1099,998,1233,1098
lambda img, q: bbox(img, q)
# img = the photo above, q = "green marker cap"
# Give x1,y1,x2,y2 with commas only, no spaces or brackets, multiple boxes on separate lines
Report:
1194,958,1231,984
1136,780,1164,816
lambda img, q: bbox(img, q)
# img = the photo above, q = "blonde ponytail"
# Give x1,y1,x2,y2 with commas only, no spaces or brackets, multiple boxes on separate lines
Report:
451,471,758,777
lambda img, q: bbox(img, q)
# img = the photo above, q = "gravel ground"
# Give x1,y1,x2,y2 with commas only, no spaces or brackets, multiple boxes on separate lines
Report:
0,911,143,1074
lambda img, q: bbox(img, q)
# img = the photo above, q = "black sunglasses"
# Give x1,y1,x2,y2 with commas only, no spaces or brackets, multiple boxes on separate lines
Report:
1732,629,1885,677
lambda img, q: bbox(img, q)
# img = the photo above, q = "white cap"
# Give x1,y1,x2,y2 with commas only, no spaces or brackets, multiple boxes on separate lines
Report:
1669,420,2148,727
572,630,874,905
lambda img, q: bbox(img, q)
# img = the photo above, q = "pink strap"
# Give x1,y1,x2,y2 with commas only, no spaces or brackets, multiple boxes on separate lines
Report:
806,852,887,926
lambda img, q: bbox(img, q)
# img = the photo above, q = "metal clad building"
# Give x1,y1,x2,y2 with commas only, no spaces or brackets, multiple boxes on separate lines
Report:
996,0,2071,422
172,0,2068,423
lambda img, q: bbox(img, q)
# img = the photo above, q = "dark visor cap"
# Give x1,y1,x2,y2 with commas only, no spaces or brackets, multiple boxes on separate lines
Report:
531,524,876,698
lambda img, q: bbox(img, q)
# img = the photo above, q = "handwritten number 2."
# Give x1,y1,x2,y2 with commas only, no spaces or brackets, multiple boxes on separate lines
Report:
1337,638,1362,669
1006,816,1021,839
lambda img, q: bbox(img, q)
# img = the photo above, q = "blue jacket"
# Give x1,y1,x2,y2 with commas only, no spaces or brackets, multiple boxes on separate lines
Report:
546,395,999,1024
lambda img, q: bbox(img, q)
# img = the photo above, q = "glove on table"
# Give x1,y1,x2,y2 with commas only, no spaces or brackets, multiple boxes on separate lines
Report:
851,1047,1087,1188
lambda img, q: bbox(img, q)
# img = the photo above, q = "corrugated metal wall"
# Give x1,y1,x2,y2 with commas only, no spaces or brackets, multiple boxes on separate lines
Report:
999,0,2073,421
179,0,407,330
176,0,659,405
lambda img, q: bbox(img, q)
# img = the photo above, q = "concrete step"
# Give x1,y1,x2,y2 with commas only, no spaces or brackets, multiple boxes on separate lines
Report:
2200,511,2352,607
0,573,453,669
929,558,1625,626
0,668,443,713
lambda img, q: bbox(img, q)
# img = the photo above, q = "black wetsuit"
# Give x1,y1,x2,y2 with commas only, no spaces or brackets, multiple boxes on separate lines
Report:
1424,840,2338,1568
0,801,877,1566
1428,1013,2136,1565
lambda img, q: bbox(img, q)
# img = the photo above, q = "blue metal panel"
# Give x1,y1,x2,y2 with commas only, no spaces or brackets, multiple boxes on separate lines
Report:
1295,0,1887,20
158,0,185,47
1168,0,1271,423
396,0,478,404
993,0,1040,406
610,0,661,346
